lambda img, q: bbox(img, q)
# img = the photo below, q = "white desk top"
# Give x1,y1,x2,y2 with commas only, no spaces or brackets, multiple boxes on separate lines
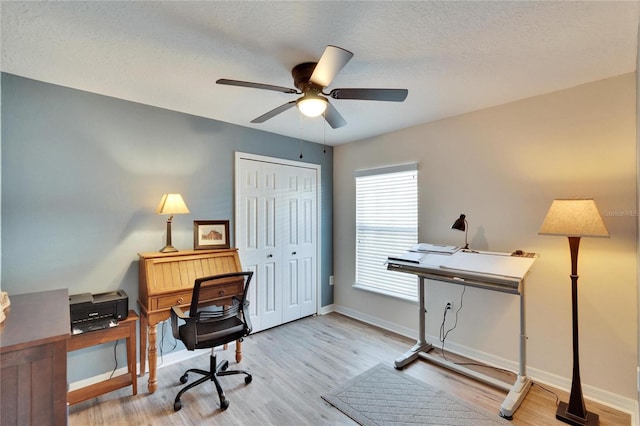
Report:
387,248,537,293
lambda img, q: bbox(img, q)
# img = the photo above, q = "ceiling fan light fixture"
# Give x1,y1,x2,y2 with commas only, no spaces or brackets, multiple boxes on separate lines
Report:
297,95,328,118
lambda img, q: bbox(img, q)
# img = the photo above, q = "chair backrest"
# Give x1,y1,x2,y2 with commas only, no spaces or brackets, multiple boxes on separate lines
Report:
189,271,253,317
171,271,254,351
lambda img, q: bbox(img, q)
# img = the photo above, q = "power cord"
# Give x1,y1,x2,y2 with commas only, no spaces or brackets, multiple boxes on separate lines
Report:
457,361,560,407
532,382,560,407
435,284,561,409
158,319,178,367
439,285,466,362
108,340,119,379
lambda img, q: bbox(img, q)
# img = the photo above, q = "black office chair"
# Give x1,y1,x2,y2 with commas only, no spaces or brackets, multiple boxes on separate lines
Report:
170,271,253,411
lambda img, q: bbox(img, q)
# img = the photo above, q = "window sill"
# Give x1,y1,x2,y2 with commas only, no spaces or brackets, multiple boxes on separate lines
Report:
352,283,417,303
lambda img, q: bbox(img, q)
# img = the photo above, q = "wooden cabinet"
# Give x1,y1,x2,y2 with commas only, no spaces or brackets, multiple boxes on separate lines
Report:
138,249,242,393
1,289,69,426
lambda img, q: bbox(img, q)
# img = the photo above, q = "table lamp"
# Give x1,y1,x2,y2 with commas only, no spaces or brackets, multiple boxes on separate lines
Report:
539,198,609,426
156,193,190,253
451,214,469,249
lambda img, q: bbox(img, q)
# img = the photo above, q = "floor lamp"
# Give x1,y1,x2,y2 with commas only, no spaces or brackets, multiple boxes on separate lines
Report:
539,198,609,426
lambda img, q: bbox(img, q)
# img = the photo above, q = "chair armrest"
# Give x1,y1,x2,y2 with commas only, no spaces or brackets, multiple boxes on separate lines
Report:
171,305,189,319
170,305,190,339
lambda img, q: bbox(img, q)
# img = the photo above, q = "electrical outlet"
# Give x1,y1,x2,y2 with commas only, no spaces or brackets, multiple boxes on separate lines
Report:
329,275,334,286
445,301,453,311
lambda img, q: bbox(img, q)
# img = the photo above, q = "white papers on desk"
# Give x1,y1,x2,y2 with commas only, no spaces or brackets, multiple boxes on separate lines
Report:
387,251,452,265
387,251,426,264
411,243,459,254
439,251,536,279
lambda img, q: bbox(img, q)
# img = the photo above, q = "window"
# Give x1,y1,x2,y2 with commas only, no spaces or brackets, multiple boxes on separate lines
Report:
354,163,418,300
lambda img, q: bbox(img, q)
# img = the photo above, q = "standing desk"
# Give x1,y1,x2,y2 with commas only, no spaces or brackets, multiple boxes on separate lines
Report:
387,249,537,419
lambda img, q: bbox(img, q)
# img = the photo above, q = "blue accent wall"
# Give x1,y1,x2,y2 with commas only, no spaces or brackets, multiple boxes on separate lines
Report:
1,72,333,381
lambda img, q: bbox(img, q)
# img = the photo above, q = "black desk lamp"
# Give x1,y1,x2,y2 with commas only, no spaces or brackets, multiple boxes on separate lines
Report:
451,214,469,249
539,198,609,426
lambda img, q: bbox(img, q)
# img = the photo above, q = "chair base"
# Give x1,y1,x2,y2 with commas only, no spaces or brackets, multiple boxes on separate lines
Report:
173,349,252,411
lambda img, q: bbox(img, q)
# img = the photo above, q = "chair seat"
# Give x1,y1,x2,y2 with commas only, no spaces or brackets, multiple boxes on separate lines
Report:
179,315,246,350
170,271,253,411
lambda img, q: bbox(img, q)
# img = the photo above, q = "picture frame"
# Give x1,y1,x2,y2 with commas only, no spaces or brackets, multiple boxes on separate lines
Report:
193,220,230,250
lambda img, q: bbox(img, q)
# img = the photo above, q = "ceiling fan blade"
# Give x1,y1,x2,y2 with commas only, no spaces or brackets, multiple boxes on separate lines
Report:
323,102,347,129
329,88,408,102
217,78,298,94
310,45,354,88
250,101,297,123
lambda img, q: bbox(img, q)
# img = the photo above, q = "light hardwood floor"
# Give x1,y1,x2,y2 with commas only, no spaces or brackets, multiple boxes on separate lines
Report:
69,312,631,425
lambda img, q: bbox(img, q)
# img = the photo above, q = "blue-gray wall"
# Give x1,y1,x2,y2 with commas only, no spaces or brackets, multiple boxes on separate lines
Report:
1,72,333,382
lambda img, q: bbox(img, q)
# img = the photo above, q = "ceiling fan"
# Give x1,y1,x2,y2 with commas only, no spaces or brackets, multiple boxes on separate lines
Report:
216,45,408,129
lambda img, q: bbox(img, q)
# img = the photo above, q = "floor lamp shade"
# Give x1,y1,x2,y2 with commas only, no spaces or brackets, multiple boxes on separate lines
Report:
156,194,190,253
538,199,609,238
539,198,608,426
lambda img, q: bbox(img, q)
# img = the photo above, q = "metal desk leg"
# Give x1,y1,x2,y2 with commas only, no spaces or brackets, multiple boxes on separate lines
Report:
500,282,532,419
395,276,433,369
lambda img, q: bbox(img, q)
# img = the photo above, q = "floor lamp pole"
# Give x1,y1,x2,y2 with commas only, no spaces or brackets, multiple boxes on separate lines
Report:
556,236,599,426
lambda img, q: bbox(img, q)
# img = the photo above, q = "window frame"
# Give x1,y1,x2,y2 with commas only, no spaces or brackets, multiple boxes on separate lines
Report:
353,163,419,301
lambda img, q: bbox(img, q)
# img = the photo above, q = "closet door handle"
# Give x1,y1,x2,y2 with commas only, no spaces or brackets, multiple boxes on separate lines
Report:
291,251,297,255
267,254,273,258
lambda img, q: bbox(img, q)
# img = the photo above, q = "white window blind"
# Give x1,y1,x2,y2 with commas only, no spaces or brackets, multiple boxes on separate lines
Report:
354,164,418,301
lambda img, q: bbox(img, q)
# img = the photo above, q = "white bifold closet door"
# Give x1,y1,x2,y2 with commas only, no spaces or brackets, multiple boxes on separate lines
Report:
235,153,318,333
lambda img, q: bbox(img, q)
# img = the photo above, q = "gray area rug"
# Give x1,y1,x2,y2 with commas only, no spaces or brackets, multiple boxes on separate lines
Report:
322,363,510,426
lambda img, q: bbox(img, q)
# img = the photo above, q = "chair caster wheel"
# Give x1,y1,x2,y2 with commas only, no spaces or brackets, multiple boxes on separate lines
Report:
245,375,252,384
174,400,182,411
220,399,229,410
220,360,229,371
180,374,188,384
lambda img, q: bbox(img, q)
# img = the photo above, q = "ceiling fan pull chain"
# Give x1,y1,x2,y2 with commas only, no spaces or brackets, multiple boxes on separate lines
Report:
323,111,327,154
299,114,304,159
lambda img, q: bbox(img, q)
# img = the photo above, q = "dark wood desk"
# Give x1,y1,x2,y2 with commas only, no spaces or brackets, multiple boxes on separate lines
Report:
0,289,69,426
138,249,243,393
67,310,139,405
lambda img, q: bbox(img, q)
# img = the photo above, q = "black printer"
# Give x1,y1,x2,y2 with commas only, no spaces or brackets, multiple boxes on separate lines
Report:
69,289,128,334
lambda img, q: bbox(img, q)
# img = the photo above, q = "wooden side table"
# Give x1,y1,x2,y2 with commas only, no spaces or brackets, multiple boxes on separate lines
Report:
67,310,139,405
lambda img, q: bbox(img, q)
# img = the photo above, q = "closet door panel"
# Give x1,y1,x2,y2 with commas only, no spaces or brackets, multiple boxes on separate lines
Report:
236,154,318,331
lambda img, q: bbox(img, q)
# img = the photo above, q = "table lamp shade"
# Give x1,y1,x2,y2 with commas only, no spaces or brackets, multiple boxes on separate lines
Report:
538,199,609,238
156,194,190,216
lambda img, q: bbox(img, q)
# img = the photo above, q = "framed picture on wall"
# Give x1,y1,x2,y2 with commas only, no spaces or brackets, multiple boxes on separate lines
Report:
193,220,230,250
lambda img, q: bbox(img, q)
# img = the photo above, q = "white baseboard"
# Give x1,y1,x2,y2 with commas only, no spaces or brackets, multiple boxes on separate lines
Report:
69,308,639,425
329,304,639,424
68,345,230,392
318,303,335,315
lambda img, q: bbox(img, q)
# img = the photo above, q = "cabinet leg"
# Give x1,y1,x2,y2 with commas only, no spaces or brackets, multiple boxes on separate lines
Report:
148,324,158,393
140,314,147,376
235,339,242,363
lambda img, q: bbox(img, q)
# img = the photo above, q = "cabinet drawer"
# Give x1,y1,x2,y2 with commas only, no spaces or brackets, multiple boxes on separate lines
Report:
155,282,241,310
156,290,192,309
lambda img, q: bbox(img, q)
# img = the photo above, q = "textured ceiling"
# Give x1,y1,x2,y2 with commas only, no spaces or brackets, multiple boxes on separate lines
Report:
1,1,639,145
